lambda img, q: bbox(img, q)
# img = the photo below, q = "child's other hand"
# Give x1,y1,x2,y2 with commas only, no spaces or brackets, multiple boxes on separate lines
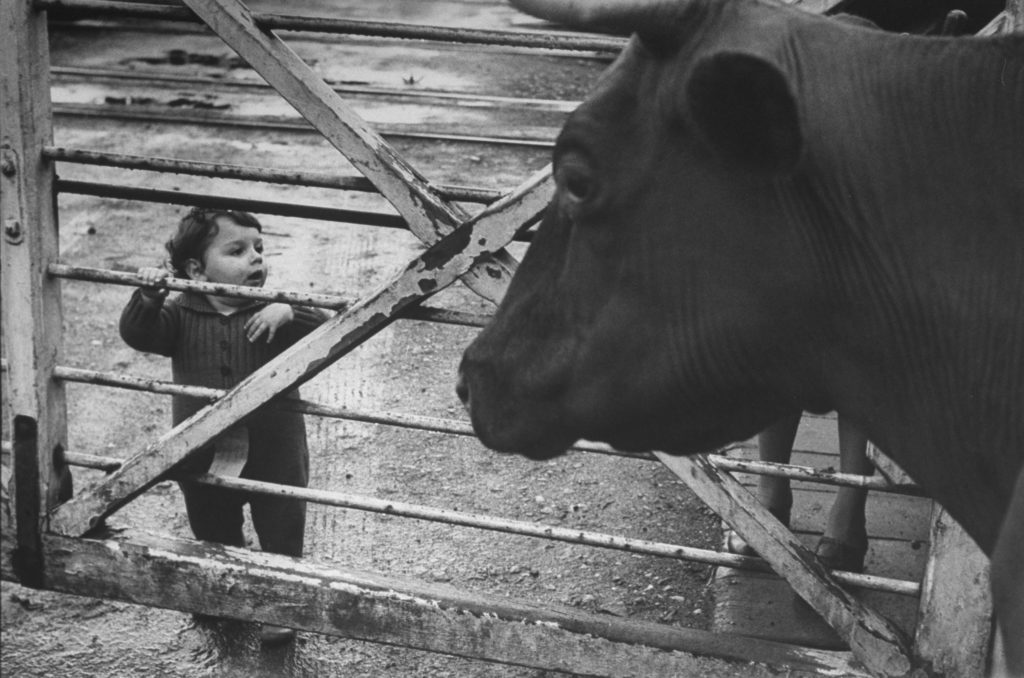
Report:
137,266,170,300
245,303,294,343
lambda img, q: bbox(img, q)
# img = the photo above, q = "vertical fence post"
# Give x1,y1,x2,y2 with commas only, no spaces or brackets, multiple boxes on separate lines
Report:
1,0,70,585
914,506,992,678
1009,0,1024,30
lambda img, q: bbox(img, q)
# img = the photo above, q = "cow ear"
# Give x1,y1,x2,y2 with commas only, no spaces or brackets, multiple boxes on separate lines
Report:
685,52,802,173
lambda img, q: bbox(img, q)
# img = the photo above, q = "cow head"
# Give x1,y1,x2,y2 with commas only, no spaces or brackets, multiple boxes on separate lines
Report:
458,0,848,458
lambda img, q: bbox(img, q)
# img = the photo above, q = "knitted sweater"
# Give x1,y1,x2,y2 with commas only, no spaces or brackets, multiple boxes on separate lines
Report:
119,289,329,477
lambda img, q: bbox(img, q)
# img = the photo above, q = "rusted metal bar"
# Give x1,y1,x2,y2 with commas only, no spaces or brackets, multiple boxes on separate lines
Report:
50,263,494,325
53,102,557,150
707,455,924,495
46,365,634,457
49,263,351,309
45,147,505,204
5,356,924,492
45,362,931,494
399,304,489,328
56,179,410,230
34,0,627,53
63,451,122,473
36,443,919,596
51,66,580,116
195,476,917,596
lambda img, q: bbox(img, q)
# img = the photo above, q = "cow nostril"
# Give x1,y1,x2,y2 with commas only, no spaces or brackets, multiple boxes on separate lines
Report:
455,371,469,406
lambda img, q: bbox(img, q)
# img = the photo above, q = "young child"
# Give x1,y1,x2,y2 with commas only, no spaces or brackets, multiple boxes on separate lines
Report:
120,207,327,645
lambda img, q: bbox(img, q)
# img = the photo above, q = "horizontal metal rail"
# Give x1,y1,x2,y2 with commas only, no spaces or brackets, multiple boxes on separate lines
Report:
709,453,925,496
45,146,506,204
53,102,557,149
51,66,581,115
52,263,350,309
48,264,493,326
0,439,915,596
2,340,916,493
44,358,924,498
56,180,537,240
45,364,637,458
58,178,407,229
36,0,627,53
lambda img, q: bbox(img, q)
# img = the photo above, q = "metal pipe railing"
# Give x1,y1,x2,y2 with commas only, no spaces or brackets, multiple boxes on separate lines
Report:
35,0,627,53
50,66,580,116
57,179,409,230
54,181,537,240
48,264,494,326
45,146,505,204
45,359,925,496
0,438,917,596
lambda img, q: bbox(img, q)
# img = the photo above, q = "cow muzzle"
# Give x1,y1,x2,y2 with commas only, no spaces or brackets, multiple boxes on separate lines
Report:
455,355,574,460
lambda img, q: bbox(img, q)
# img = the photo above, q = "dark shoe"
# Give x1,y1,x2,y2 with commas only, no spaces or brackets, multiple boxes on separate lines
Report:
725,505,791,557
191,612,221,625
815,536,868,573
259,624,296,646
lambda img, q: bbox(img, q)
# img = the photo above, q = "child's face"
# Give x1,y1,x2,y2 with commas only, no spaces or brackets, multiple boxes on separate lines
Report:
188,217,267,293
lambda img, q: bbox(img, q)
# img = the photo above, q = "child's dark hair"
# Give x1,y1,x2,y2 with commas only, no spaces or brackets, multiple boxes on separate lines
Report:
165,207,262,278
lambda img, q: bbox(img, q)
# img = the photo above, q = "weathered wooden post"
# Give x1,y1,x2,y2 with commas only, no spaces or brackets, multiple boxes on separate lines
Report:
914,507,993,678
1,0,70,586
1009,0,1024,30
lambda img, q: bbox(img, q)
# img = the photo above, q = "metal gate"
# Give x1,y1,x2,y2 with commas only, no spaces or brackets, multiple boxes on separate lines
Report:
3,0,1015,675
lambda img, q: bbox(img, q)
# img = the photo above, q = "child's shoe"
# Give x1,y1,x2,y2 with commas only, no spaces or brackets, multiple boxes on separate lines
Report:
259,624,296,646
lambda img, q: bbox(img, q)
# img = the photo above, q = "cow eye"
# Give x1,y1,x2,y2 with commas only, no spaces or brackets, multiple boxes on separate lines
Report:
556,154,596,205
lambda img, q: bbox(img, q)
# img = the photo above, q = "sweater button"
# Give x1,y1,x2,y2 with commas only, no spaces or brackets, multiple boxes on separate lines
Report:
220,340,230,350
219,317,229,325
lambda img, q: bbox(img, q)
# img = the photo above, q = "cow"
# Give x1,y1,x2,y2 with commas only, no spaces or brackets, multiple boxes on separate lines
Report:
456,0,1024,673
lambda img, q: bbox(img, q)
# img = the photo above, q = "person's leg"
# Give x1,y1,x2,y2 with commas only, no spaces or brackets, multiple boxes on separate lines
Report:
248,490,305,644
816,417,872,571
245,427,308,645
179,480,246,547
727,412,800,555
250,493,306,558
178,480,245,623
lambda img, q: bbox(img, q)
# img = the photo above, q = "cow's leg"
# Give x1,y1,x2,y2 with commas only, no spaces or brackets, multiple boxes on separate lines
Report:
755,413,800,516
816,418,871,572
989,466,1024,676
727,412,799,555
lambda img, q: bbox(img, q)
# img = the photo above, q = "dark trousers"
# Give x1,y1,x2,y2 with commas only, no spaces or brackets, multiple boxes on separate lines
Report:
179,479,307,557
178,431,309,557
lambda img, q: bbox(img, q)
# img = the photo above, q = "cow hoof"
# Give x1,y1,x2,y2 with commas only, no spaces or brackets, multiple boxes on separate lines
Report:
725,529,757,557
815,536,868,573
724,506,791,557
